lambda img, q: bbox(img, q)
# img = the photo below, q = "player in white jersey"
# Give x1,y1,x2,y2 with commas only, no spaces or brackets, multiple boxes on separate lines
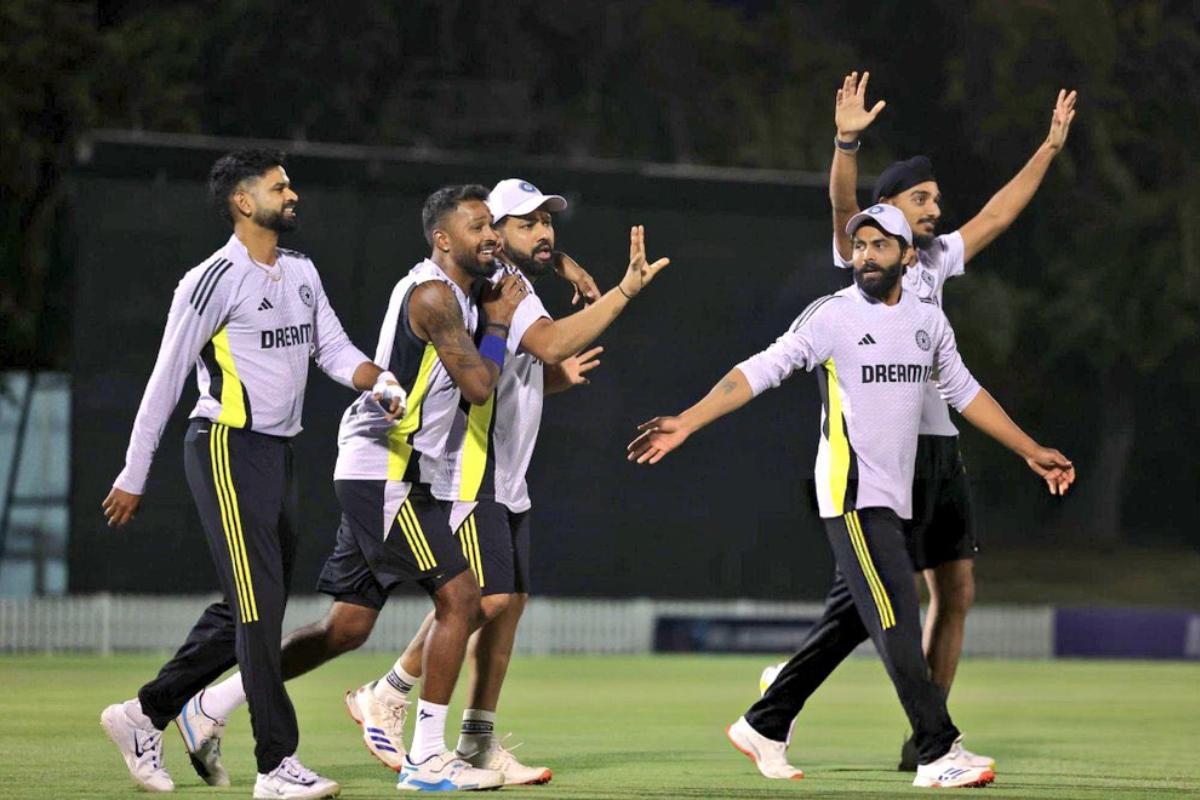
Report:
343,178,672,785
628,205,1074,789
99,150,403,799
759,72,1079,770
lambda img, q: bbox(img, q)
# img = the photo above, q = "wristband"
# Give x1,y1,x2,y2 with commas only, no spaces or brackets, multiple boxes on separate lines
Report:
479,333,507,369
618,283,635,301
485,321,511,335
834,136,861,152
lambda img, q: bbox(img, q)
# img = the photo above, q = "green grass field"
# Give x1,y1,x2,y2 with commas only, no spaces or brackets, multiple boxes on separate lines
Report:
1,653,1196,799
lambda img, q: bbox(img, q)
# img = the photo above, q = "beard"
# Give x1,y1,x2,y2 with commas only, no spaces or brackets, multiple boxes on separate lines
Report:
456,245,499,278
255,205,298,232
504,241,554,278
914,232,935,250
853,259,904,301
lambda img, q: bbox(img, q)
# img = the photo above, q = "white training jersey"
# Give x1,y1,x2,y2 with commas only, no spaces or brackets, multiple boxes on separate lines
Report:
428,264,551,512
334,259,478,484
737,284,981,519
834,230,966,436
115,234,369,494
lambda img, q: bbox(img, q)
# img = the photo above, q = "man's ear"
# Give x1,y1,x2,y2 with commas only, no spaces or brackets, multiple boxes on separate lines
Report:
902,245,917,267
432,229,451,253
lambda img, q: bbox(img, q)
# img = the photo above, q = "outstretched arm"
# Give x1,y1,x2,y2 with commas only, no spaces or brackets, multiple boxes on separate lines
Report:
959,89,1077,263
831,70,885,262
960,390,1075,495
520,226,670,364
626,368,755,464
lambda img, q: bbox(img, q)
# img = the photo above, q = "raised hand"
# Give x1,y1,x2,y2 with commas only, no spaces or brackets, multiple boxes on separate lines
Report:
554,252,601,306
627,415,691,464
835,70,886,141
1024,446,1076,496
1044,88,1078,153
618,225,671,298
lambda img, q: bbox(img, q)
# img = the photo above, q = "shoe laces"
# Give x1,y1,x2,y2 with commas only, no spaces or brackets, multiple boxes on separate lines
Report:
484,733,525,768
275,755,318,783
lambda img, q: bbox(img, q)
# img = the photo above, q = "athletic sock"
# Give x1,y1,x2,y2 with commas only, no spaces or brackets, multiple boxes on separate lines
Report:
456,708,497,758
374,664,418,705
201,673,246,720
409,700,449,763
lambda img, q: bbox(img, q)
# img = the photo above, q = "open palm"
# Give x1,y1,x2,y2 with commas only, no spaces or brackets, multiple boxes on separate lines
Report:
836,71,886,139
621,225,671,297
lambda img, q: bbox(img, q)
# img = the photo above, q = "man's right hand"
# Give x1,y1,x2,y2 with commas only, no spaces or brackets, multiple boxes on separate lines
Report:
102,487,142,528
481,274,527,327
835,70,886,142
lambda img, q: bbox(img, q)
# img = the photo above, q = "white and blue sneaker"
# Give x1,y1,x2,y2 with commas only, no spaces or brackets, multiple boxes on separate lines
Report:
344,681,407,771
253,755,340,799
397,750,504,792
175,690,230,786
100,699,175,792
912,738,996,789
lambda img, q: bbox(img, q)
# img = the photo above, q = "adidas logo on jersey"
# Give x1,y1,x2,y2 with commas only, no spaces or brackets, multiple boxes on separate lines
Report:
858,333,876,345
258,298,274,311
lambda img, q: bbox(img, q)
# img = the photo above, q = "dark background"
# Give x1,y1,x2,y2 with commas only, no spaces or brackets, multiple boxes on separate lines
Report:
4,0,1198,599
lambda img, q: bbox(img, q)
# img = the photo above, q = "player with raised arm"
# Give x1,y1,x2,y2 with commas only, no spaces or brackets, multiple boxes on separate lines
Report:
344,179,670,785
99,149,402,799
763,71,1078,770
628,205,1073,789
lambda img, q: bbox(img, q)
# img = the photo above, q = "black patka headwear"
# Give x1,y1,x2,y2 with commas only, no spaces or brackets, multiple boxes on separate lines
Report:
872,156,936,202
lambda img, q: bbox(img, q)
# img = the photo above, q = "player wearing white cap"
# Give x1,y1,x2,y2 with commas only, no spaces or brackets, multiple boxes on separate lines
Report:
761,71,1078,770
629,205,1074,789
345,178,673,785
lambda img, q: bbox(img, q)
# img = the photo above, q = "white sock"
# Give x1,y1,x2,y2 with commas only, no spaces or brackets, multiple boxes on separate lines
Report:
374,663,418,705
201,673,247,720
457,708,497,756
409,700,449,763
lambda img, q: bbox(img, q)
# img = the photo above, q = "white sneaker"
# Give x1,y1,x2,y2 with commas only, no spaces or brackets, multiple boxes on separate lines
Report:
459,733,552,786
725,716,804,780
912,738,996,788
174,690,230,786
253,756,340,799
759,661,785,696
100,699,175,792
397,750,505,792
344,682,408,771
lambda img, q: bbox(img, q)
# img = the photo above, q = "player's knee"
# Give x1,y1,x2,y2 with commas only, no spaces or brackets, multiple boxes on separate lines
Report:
323,604,377,653
479,593,511,623
434,570,482,620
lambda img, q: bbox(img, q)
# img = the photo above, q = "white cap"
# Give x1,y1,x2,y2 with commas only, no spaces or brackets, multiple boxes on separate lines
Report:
487,178,567,222
846,204,913,246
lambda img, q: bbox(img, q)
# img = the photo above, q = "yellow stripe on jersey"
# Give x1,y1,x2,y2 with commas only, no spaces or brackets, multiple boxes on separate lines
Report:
212,328,248,428
469,515,485,588
388,345,440,481
823,357,851,515
846,511,894,629
458,394,496,502
209,424,258,623
398,499,437,571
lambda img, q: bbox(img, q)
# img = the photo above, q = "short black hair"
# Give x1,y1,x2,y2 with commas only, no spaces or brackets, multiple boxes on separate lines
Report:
208,149,287,224
421,184,490,246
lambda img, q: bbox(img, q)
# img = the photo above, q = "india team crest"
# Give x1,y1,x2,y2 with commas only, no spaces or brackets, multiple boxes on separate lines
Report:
519,181,538,193
298,284,314,307
915,329,932,351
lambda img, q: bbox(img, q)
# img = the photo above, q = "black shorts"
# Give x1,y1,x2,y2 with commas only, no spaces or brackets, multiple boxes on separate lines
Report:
316,480,469,610
450,500,531,597
905,435,977,571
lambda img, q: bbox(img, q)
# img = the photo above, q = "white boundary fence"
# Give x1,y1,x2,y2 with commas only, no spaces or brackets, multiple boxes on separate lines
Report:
0,594,1054,658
